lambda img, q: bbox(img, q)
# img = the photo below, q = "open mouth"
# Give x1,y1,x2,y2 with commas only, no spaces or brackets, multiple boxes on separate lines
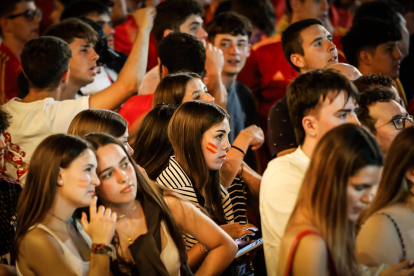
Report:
228,60,240,66
328,56,338,63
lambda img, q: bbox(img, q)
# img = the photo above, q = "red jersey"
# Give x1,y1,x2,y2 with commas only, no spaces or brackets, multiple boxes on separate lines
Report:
0,44,21,105
119,94,154,127
114,15,158,71
237,34,298,129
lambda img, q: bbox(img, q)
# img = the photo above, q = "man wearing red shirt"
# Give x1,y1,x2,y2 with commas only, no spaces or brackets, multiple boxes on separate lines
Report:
0,0,41,104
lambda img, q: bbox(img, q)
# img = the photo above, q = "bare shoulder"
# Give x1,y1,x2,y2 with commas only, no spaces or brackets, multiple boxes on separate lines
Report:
20,227,64,257
356,209,403,265
279,228,328,276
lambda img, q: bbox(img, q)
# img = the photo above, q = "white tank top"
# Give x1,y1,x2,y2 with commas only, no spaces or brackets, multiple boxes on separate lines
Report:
16,221,91,276
159,221,181,276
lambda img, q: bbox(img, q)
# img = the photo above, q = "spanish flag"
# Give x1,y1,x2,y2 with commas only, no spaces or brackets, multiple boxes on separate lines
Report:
206,142,218,154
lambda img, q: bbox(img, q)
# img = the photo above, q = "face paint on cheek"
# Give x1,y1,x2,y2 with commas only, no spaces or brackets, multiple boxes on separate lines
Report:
206,142,218,154
77,178,89,188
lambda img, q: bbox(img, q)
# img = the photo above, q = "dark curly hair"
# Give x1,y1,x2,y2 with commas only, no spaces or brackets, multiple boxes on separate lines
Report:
356,87,396,135
353,74,395,93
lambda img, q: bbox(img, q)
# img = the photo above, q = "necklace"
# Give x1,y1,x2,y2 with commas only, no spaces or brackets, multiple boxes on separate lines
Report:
49,212,73,225
117,201,138,220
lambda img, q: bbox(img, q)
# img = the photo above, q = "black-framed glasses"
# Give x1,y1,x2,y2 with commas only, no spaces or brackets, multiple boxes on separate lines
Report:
7,9,43,21
376,115,414,130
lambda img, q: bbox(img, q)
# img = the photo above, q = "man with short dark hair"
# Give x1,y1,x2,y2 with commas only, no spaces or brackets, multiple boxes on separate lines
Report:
260,69,359,275
44,7,153,101
357,87,412,157
341,18,402,85
0,0,42,104
2,8,154,185
267,18,340,158
353,73,403,106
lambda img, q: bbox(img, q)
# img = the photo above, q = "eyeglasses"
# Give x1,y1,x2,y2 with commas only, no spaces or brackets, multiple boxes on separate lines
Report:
7,9,43,21
376,115,414,130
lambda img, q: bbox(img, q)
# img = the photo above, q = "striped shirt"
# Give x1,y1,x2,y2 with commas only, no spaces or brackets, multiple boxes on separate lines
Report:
156,156,235,249
228,177,248,224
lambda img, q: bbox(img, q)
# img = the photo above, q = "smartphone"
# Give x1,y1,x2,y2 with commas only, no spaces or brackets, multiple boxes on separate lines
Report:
235,238,263,258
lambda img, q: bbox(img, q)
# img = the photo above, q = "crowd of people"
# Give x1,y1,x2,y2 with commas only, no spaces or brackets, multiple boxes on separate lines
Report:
1,0,414,275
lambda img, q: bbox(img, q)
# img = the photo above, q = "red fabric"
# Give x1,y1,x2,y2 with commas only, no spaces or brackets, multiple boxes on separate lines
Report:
119,94,154,127
34,0,54,35
408,98,414,116
114,15,158,71
0,44,22,105
329,4,353,31
285,230,339,276
237,34,298,128
271,0,286,24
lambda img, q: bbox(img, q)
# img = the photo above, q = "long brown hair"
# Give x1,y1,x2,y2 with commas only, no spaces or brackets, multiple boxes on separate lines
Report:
84,133,188,272
13,134,92,260
68,109,128,138
132,104,176,180
168,101,230,223
362,127,414,221
290,124,383,275
152,72,202,108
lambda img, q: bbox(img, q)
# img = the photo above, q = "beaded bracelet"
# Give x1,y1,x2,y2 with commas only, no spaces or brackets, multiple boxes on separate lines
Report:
92,243,117,260
231,145,246,156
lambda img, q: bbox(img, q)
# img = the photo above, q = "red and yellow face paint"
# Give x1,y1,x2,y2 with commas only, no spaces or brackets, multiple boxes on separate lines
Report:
206,142,218,154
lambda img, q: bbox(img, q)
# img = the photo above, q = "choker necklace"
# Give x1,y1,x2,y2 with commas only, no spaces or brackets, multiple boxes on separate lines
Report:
117,201,138,220
49,212,73,225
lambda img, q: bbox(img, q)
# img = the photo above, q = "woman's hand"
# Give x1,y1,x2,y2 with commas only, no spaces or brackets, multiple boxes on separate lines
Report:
379,260,414,275
220,223,258,240
81,196,117,244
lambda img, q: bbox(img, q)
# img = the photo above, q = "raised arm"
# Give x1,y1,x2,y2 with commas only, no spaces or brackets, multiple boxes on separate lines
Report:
220,125,264,192
205,43,227,109
89,7,155,110
165,195,238,275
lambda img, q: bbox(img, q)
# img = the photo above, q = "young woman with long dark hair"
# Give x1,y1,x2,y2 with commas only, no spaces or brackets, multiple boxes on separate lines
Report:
14,134,116,276
85,133,237,275
156,101,258,270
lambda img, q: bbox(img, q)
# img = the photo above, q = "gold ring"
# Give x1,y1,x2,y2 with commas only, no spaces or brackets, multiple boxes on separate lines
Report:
244,224,247,230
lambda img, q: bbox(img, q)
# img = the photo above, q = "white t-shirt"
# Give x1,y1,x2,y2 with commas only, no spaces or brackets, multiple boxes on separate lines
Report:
2,97,89,185
260,148,310,276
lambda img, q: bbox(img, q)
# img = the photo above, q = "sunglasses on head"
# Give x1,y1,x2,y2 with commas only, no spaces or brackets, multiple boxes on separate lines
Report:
7,9,43,21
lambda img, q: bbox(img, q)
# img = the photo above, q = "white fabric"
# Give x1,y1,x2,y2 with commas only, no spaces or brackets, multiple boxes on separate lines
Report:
260,148,310,276
80,66,113,96
160,221,180,276
138,66,160,95
2,97,89,185
16,221,91,276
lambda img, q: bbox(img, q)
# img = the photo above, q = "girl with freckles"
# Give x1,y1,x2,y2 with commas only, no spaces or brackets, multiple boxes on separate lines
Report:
156,101,258,271
85,133,237,275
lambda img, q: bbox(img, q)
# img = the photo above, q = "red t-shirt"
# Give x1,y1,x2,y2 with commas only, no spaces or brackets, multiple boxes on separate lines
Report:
0,44,21,105
119,94,154,127
114,14,158,71
237,34,298,129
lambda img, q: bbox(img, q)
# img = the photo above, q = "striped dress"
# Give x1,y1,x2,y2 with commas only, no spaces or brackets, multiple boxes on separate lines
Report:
156,156,235,249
